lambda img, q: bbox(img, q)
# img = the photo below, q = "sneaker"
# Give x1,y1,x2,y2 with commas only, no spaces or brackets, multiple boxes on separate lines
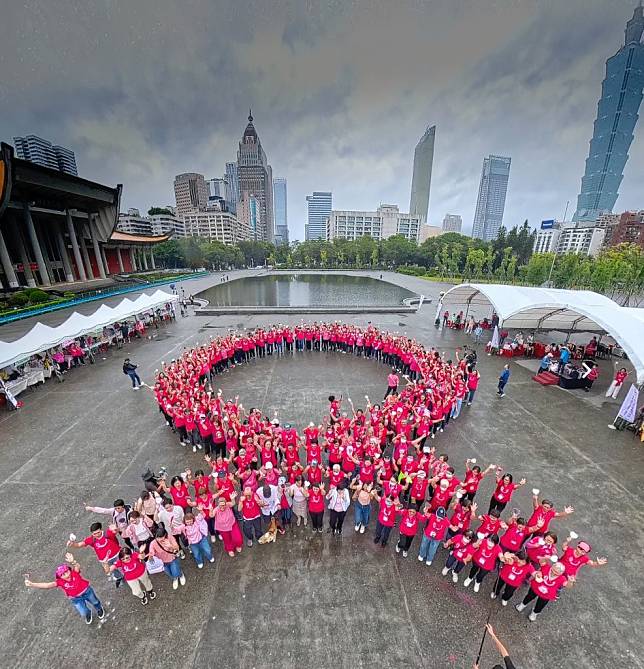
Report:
441,567,449,576
355,525,360,532
516,603,526,612
359,526,365,534
192,445,196,453
318,528,323,533
402,551,408,558
148,590,157,600
426,560,432,566
473,581,480,593
197,563,203,569
97,607,105,620
452,572,459,583
418,555,424,562
490,592,497,599
467,402,472,406
197,444,202,450
463,577,472,587
502,599,508,607
210,535,216,543
179,550,186,560
179,574,186,586
528,611,539,622
395,545,401,553
172,579,179,590
141,595,149,606
209,556,215,563
85,611,93,624
247,540,253,547
500,393,506,398
133,387,138,391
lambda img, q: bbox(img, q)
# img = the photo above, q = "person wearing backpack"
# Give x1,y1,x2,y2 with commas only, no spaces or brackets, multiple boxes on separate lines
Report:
122,358,141,390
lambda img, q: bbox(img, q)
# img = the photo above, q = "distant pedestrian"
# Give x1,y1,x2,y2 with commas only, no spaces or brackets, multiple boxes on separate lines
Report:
605,367,628,399
497,364,510,397
122,358,141,390
473,324,483,343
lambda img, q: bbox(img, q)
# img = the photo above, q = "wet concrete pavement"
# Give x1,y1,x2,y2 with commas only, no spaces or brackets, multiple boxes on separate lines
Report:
1,272,642,669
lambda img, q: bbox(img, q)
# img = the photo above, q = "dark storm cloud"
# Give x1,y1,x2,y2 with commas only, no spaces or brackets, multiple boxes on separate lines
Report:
1,0,642,238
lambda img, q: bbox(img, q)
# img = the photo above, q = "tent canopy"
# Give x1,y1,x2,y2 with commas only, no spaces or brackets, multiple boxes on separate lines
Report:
443,284,644,384
0,290,177,368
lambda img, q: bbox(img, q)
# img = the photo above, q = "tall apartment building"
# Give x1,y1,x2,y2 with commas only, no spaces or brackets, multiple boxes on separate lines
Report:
306,191,333,240
174,173,209,216
237,112,274,242
533,220,605,256
442,214,463,233
117,209,152,236
409,125,436,222
573,5,644,221
605,210,644,248
182,204,251,245
14,134,78,175
149,212,186,238
326,205,421,243
225,162,239,214
273,177,289,245
472,155,511,241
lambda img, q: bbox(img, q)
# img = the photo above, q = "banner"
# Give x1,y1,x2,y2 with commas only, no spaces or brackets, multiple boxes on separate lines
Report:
616,384,639,423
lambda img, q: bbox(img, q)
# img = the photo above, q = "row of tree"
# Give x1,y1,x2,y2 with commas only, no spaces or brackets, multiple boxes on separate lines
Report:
152,223,643,304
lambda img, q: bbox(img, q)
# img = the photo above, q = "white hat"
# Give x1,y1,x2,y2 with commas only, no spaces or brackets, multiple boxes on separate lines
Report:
265,462,273,470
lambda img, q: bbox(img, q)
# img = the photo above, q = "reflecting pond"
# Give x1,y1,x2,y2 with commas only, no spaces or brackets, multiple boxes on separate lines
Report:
197,273,417,307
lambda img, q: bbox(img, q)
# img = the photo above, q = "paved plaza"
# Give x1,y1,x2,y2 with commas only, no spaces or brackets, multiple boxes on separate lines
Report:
1,272,642,669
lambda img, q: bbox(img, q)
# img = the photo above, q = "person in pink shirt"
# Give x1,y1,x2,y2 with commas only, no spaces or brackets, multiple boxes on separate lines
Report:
384,369,399,399
212,497,243,557
142,527,186,590
176,510,214,568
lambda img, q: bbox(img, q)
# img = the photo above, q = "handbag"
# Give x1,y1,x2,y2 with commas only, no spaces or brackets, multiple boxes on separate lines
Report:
145,556,165,574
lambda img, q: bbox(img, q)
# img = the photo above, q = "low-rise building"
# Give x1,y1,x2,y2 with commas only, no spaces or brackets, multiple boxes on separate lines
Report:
117,209,152,236
605,210,644,249
182,205,250,245
533,220,605,256
326,204,421,243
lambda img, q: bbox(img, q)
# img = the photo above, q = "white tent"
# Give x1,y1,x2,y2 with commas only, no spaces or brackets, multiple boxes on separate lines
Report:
0,290,177,368
443,283,644,384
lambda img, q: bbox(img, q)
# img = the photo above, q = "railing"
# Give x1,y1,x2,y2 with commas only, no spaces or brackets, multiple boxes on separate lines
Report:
0,271,209,326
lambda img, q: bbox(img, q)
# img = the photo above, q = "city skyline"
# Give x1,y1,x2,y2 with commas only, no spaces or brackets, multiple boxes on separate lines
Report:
2,1,643,241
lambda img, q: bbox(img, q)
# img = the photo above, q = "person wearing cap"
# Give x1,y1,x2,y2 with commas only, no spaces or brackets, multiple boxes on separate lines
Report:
516,560,571,621
418,506,449,565
559,538,607,581
122,358,141,390
24,552,105,625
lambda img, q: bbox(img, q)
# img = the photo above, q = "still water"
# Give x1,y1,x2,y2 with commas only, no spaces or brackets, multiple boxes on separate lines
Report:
198,273,417,307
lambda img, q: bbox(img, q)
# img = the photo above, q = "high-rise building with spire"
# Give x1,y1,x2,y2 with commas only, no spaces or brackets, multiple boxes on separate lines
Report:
573,4,644,221
237,110,274,242
409,125,435,222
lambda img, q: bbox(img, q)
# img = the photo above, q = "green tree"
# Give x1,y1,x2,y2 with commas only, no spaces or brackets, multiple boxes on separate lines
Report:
154,240,184,268
148,207,174,216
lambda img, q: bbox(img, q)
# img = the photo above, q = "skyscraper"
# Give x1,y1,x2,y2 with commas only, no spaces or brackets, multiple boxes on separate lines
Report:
225,162,239,214
273,177,289,245
573,5,644,221
409,125,436,222
442,214,462,233
306,191,332,240
14,134,78,175
173,173,209,216
472,155,511,241
237,111,274,242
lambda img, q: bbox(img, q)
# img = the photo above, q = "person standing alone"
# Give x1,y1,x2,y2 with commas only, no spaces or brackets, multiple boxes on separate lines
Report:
497,364,510,398
384,368,399,399
123,358,141,390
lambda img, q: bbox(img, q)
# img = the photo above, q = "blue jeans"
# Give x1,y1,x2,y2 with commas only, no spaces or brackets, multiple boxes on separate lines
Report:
70,586,103,618
451,398,462,419
190,535,212,566
467,389,476,404
418,534,441,562
163,558,182,580
354,503,371,527
127,371,141,387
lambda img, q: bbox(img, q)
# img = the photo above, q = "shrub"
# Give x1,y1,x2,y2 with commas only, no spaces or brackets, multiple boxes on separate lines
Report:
63,291,76,299
26,288,51,303
8,291,29,307
397,264,427,276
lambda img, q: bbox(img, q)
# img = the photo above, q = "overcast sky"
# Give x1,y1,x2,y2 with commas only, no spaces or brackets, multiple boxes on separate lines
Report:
1,0,642,240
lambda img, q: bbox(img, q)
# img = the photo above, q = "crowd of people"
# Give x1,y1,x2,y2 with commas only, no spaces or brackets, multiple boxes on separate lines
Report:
24,322,607,632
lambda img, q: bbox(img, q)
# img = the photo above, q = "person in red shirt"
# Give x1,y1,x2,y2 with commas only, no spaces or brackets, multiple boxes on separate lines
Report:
395,507,420,557
516,561,571,621
238,486,263,547
24,553,105,624
462,460,495,502
499,514,532,553
463,534,503,592
373,494,402,547
488,471,527,514
67,521,123,587
559,538,607,581
442,530,476,583
306,482,326,532
418,506,449,565
111,546,157,605
490,549,534,606
528,493,574,535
